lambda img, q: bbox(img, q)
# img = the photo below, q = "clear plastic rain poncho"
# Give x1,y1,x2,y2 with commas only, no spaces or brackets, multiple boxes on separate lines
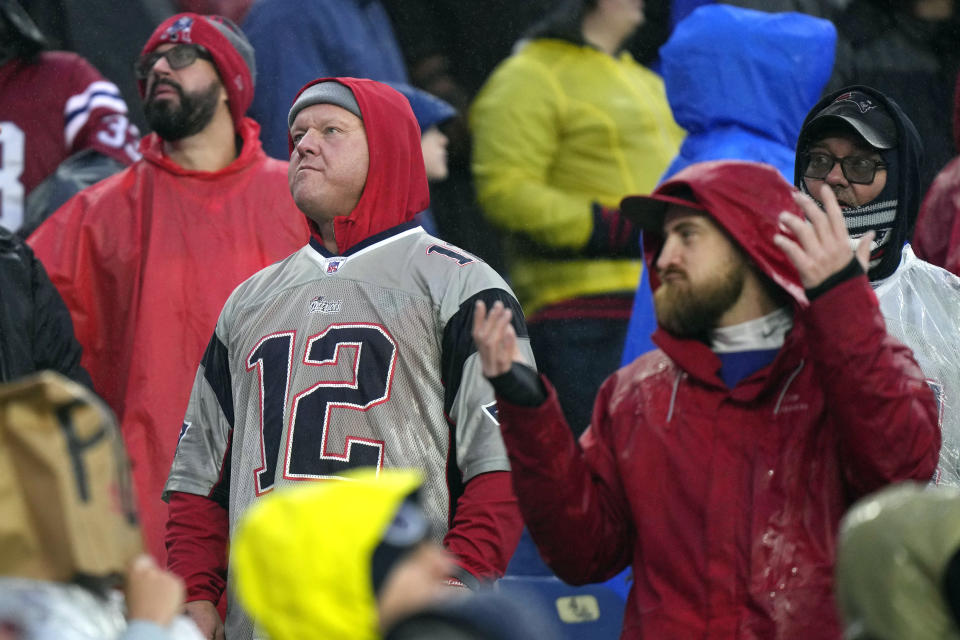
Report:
874,245,960,488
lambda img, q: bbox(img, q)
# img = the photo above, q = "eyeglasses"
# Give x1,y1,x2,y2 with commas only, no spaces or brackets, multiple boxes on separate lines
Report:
135,44,212,79
802,151,887,185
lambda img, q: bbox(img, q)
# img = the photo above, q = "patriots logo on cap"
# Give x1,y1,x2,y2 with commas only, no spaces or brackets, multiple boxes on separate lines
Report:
833,92,876,114
163,16,194,43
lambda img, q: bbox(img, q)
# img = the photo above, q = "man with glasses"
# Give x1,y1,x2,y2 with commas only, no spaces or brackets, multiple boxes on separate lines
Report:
796,86,960,488
27,12,308,572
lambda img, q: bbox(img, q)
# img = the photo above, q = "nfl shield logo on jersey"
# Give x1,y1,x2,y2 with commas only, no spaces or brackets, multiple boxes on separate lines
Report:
326,258,346,274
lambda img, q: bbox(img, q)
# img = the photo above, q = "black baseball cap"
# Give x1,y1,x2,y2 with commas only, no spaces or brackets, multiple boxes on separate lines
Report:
803,90,897,150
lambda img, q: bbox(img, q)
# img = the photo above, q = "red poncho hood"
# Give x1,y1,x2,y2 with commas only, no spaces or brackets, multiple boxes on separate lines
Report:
622,160,809,307
289,77,430,253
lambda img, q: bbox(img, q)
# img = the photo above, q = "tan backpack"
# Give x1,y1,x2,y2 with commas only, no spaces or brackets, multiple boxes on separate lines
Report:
0,372,142,583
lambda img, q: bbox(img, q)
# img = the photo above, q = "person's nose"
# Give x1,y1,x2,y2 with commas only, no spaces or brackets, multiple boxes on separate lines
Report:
656,235,681,273
823,159,848,186
294,129,321,157
150,52,173,76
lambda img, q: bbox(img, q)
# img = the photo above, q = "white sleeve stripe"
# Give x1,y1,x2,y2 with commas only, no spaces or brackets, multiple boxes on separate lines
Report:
63,80,124,115
64,95,129,147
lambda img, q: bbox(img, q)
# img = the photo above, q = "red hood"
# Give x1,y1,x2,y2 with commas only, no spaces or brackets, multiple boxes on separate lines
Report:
139,116,266,178
623,160,809,308
290,77,430,253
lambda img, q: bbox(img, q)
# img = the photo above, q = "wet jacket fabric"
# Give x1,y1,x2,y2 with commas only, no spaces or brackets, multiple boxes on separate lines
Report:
27,118,309,564
470,38,684,315
0,228,91,388
496,162,940,639
659,5,835,182
913,70,960,277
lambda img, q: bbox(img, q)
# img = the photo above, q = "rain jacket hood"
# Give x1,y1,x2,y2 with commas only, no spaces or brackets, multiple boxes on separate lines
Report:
661,6,835,181
289,77,430,254
624,160,807,307
232,469,424,640
795,85,924,281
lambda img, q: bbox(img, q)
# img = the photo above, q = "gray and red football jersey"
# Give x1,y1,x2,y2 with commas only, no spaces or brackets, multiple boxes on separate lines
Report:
165,223,532,637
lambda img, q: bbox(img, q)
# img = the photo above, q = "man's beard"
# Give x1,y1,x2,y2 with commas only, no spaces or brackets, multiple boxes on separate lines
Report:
143,79,221,141
654,259,746,339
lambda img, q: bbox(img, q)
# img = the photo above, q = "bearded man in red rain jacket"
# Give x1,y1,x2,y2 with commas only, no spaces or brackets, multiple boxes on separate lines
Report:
28,14,308,566
472,160,940,640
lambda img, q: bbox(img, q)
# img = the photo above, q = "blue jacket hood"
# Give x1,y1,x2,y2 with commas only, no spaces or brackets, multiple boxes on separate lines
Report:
660,5,836,181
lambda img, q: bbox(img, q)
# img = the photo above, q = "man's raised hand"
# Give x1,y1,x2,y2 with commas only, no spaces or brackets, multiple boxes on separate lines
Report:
471,300,526,378
773,183,874,289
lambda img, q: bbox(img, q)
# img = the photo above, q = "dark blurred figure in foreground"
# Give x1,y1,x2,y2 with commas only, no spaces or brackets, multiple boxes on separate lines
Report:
836,482,960,640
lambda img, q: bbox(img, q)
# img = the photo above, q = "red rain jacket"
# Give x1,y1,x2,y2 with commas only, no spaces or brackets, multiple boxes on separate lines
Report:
497,162,940,639
27,118,309,563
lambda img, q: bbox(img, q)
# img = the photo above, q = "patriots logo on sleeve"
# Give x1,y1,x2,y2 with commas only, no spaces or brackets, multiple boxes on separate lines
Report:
482,401,499,426
177,421,192,444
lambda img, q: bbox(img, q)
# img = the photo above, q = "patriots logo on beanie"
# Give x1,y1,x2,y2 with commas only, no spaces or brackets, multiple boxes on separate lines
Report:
162,16,194,43
140,13,256,131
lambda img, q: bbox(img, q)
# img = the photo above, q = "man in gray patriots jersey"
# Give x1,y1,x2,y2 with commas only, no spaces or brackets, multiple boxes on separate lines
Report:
163,77,533,640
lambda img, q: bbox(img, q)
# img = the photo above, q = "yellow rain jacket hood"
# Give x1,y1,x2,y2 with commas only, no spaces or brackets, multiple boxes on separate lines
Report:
232,469,423,640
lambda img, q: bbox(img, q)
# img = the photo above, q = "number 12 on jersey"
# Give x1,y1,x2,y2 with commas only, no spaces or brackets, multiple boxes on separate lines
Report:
245,323,397,494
